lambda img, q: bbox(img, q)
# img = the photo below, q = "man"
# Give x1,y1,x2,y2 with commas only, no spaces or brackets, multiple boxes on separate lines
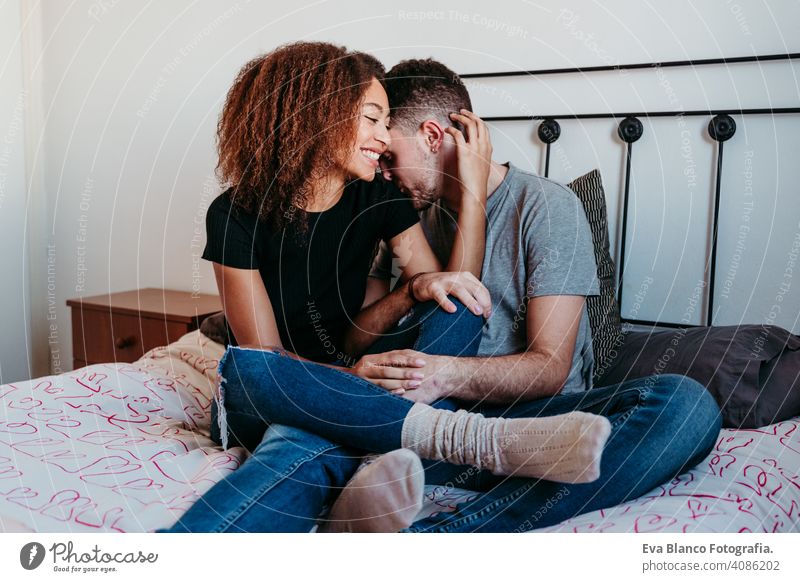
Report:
319,58,722,533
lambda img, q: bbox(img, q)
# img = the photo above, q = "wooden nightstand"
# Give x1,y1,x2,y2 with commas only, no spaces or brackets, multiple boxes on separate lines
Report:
67,288,222,369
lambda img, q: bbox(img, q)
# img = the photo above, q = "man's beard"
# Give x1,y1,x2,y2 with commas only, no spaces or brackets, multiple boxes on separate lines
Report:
410,191,436,210
408,164,441,210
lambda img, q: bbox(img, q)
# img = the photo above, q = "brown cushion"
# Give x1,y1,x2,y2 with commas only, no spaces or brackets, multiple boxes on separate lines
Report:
596,324,800,428
200,311,231,345
567,169,624,382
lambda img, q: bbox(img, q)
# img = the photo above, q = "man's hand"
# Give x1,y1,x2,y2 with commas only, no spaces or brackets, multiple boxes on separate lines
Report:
411,271,492,317
446,109,492,209
398,354,457,404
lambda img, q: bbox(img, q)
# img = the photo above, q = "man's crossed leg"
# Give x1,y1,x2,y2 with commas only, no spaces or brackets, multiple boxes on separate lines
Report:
323,373,721,533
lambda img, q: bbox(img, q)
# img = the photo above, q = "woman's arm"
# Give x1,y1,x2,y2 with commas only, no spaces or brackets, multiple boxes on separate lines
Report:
343,224,438,356
213,263,283,349
213,263,342,366
441,109,492,278
343,223,490,357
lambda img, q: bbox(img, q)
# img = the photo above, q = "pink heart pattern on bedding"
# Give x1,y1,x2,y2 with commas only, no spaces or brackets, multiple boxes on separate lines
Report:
0,332,247,532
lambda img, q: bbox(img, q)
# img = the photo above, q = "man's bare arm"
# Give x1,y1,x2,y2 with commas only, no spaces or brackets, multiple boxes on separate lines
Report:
373,294,586,404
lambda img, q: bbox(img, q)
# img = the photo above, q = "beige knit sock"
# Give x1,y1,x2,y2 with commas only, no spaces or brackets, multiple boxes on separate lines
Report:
317,449,425,533
401,403,611,484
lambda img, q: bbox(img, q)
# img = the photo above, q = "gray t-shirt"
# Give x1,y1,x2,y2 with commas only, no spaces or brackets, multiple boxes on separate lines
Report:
370,163,599,394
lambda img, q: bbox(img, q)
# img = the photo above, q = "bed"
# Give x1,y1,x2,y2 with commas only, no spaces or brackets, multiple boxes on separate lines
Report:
1,329,798,533
4,52,798,533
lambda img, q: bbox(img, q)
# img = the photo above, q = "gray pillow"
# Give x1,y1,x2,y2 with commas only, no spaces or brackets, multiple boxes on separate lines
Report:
567,169,624,382
596,324,800,428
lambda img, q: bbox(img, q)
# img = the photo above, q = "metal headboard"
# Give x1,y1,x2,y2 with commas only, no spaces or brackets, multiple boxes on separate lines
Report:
463,53,800,329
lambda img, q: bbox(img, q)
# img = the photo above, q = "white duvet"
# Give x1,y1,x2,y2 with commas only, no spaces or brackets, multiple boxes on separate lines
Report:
0,332,245,532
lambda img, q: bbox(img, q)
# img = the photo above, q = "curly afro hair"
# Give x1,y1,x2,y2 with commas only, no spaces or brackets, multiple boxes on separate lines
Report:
217,42,385,231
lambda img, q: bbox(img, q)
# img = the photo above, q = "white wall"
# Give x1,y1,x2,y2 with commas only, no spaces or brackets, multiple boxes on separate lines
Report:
19,0,800,374
0,0,33,383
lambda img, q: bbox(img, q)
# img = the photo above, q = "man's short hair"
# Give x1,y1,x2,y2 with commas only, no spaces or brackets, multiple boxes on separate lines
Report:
385,59,472,132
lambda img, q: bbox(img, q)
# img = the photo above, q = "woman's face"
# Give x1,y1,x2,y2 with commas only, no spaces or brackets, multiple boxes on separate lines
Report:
341,77,391,182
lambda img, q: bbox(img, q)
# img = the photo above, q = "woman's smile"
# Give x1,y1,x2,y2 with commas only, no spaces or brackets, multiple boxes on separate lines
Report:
360,147,382,165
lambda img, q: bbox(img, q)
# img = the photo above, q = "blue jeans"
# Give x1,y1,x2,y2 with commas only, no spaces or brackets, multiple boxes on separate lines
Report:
164,302,721,532
409,374,721,532
163,300,483,532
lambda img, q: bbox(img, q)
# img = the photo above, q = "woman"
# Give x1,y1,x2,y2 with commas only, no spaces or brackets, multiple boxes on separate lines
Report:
163,42,611,533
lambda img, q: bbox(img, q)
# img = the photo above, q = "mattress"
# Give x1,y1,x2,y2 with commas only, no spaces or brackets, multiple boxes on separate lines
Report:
2,331,798,532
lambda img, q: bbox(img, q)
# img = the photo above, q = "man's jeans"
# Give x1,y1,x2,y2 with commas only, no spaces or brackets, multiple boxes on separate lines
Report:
164,302,721,532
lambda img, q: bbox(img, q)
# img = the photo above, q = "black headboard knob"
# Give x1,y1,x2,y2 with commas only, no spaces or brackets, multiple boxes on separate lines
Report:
537,118,561,144
708,114,736,142
618,116,643,143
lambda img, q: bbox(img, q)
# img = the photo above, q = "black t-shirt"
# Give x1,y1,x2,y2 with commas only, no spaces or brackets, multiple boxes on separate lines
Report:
202,177,419,363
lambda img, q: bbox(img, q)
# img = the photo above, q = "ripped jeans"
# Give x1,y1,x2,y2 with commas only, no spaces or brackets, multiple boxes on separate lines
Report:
162,301,721,532
162,299,483,532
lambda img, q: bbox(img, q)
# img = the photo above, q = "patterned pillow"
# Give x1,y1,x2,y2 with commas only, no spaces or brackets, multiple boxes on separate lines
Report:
567,169,623,383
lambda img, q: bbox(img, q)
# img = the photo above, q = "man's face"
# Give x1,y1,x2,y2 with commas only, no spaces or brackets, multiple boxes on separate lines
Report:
380,125,442,210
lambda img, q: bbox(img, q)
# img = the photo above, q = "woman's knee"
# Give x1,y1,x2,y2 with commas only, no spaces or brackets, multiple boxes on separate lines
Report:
414,299,484,356
419,298,481,320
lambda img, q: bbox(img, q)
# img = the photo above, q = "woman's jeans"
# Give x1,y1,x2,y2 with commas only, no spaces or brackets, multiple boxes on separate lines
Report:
164,301,721,532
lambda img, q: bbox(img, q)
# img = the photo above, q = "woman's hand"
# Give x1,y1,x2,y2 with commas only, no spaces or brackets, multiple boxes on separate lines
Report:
410,271,492,317
351,350,456,405
446,109,492,210
350,350,428,392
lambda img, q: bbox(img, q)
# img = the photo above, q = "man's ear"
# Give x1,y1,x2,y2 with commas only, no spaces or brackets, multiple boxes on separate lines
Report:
420,119,446,154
